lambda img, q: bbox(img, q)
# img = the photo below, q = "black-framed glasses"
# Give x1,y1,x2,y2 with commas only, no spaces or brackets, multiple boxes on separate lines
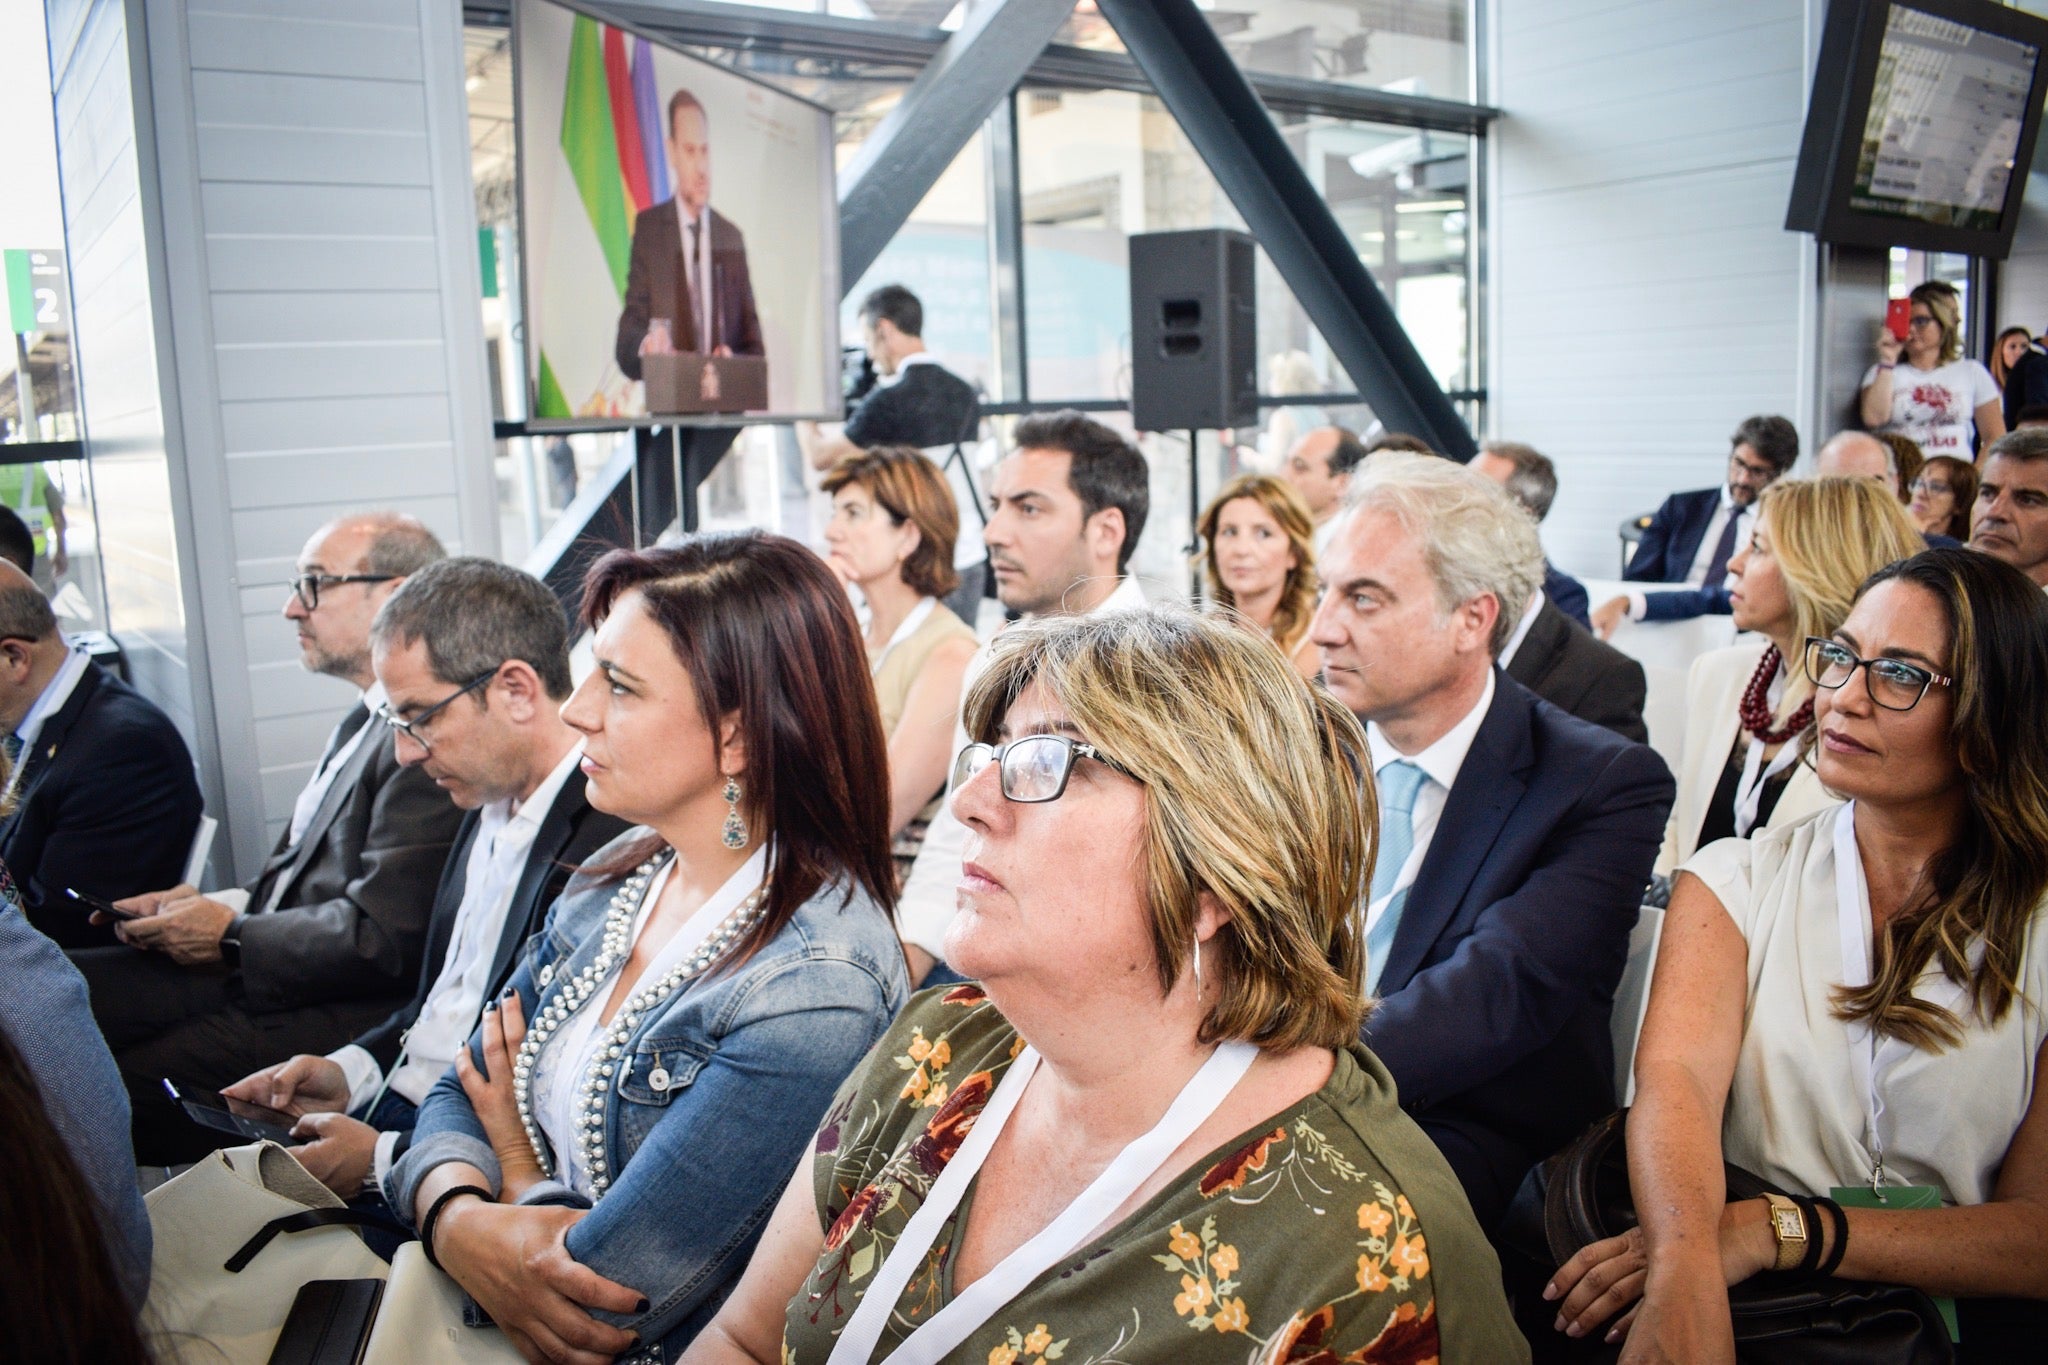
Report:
286,573,398,612
1803,637,1953,713
1909,477,1952,496
1907,314,1941,330
951,734,1135,803
374,668,498,753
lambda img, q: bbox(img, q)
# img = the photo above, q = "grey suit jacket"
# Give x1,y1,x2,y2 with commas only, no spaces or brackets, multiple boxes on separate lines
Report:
235,710,464,1015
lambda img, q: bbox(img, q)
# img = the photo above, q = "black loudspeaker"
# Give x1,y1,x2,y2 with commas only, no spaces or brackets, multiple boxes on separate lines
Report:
1129,228,1258,432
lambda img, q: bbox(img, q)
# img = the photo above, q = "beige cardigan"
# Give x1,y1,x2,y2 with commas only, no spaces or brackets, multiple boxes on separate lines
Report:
1656,638,1834,876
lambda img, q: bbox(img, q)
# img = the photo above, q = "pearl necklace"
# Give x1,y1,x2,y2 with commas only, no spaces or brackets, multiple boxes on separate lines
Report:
511,852,771,1199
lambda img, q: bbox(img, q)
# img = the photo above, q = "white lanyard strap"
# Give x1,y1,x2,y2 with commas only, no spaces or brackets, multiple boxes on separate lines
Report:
1733,731,1804,837
828,1038,1260,1365
1831,802,1967,1195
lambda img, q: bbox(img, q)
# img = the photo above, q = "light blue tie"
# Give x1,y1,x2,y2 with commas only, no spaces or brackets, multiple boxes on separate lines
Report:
1365,760,1427,995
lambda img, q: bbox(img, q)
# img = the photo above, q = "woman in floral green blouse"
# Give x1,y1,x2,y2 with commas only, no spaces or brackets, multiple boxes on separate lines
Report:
684,609,1527,1365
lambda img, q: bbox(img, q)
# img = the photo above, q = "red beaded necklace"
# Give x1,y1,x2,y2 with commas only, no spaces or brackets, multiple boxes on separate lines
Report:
1738,645,1812,744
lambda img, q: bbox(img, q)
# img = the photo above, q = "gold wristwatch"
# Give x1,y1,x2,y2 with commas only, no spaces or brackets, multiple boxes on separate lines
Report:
1764,1193,1808,1272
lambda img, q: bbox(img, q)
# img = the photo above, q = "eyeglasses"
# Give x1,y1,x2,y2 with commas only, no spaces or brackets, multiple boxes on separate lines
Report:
950,734,1135,803
1909,478,1952,496
1803,637,1953,713
286,573,398,612
1908,314,1941,330
1728,453,1778,481
374,668,498,753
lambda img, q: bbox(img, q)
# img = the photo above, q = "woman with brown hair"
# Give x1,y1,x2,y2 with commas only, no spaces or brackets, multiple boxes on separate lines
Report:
1860,281,2006,457
1196,474,1320,678
685,609,1527,1364
1909,454,1980,543
1550,547,2048,1359
1991,325,2033,394
390,532,909,1362
821,448,978,881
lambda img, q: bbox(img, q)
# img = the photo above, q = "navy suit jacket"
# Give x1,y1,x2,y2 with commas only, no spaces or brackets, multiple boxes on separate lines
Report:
2,663,203,949
1543,562,1591,630
1363,674,1674,1228
1624,486,1722,582
352,770,628,1074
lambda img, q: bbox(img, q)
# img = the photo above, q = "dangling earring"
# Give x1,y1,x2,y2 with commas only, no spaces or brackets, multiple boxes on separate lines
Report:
721,776,747,849
1192,937,1204,993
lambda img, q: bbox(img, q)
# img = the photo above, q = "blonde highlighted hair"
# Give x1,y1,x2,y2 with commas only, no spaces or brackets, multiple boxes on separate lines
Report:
1756,476,1924,713
964,608,1374,1050
1910,281,1964,366
1196,474,1319,655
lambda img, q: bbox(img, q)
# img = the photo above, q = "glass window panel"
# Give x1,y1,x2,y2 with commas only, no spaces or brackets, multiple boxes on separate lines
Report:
1207,1,1470,101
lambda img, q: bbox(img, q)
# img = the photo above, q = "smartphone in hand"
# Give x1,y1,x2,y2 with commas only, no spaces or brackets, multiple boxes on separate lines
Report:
1886,298,1912,342
65,887,142,921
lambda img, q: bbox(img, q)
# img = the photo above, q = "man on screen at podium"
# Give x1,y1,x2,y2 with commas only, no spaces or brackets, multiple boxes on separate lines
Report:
614,88,763,379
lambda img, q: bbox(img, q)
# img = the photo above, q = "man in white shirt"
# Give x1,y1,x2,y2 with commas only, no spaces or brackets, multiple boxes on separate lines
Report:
1310,454,1673,1228
82,513,463,1162
897,411,1150,984
1280,425,1367,559
224,558,628,1197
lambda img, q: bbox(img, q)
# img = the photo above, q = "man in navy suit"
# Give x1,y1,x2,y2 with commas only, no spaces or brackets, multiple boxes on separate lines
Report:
1468,439,1591,628
218,559,630,1192
1311,454,1674,1229
614,89,763,377
0,562,202,949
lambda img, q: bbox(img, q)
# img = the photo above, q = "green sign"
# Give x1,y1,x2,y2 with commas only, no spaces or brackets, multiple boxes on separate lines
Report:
5,250,34,334
479,227,499,299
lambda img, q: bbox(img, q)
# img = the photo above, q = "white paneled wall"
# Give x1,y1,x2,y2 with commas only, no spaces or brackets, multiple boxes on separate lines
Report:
1488,0,1823,581
50,0,495,877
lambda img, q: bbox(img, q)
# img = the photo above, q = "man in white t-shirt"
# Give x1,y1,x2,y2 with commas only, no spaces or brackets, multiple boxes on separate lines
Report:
896,411,1150,985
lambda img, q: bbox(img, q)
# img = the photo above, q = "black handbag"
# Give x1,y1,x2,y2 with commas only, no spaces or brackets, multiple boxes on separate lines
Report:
1541,1110,1954,1365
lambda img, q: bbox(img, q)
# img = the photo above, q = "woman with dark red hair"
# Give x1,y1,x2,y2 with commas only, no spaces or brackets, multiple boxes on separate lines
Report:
391,531,908,1362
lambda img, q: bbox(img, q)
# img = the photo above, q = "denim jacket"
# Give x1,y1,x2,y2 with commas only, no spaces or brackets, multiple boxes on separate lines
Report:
389,831,908,1359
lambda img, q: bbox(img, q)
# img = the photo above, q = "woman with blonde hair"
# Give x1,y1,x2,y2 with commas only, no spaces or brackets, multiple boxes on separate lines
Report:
1658,476,1923,873
821,447,979,881
1549,547,2048,1358
1197,474,1320,678
1860,281,2005,457
685,608,1528,1364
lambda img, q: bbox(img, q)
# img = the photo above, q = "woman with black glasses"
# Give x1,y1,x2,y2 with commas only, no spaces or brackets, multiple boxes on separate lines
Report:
1548,547,2048,1360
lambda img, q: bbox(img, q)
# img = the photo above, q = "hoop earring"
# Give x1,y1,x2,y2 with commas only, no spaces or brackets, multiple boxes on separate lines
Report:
721,777,747,850
1192,937,1204,993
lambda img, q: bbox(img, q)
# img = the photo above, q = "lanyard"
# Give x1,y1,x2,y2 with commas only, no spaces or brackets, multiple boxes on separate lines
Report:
827,1038,1260,1365
1733,731,1804,836
1831,803,1966,1197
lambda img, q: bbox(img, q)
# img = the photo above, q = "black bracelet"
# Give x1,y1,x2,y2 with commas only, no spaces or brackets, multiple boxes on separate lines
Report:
1814,1196,1850,1278
419,1184,492,1272
1790,1195,1825,1275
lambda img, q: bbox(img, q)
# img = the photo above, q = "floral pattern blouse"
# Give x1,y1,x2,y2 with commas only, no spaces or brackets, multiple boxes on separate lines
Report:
781,985,1528,1364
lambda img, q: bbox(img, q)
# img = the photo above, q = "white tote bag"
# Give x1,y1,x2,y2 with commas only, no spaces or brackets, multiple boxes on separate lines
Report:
361,1242,522,1364
144,1142,388,1365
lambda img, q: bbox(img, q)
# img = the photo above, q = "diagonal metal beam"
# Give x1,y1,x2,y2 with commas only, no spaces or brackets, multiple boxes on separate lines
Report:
837,0,1076,292
1096,0,1475,458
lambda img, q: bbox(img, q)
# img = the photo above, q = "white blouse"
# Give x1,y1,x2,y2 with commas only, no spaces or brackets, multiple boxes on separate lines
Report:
1684,805,2048,1205
529,845,769,1197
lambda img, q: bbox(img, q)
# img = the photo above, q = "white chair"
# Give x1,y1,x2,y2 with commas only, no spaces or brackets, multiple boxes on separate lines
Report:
1611,904,1666,1106
182,815,219,888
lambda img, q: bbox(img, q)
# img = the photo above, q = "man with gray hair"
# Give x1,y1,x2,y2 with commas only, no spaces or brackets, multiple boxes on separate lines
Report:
222,558,628,1195
1972,426,2048,587
0,560,202,947
1469,439,1592,628
77,511,464,1161
1309,454,1674,1228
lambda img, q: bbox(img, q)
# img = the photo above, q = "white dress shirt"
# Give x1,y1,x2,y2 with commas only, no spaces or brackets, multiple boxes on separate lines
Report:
1361,671,1496,943
328,742,584,1187
675,200,712,351
1496,591,1545,670
4,640,91,801
896,574,1149,959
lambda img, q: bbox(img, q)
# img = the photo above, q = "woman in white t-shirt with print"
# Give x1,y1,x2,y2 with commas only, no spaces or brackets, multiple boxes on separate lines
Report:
1860,281,2005,458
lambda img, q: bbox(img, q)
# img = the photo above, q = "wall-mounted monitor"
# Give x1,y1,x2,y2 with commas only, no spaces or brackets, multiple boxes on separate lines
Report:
514,0,840,426
1787,0,2048,259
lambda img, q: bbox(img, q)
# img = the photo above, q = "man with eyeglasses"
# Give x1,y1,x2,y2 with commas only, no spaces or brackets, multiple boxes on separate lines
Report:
0,560,202,948
74,512,464,1162
1593,416,1799,639
219,558,628,1199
